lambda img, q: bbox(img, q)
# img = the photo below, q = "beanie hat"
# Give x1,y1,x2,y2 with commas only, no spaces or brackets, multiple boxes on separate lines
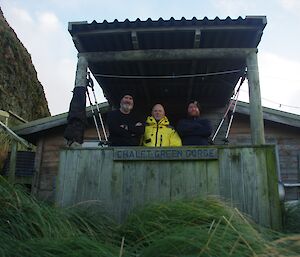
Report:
120,90,135,101
188,100,201,110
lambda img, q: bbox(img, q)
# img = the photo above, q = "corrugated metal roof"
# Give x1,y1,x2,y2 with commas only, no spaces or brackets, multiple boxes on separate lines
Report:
69,16,266,35
69,16,266,52
68,16,267,113
13,102,110,144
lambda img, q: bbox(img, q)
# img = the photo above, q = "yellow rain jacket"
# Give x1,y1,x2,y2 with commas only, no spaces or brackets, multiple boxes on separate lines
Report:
142,116,182,147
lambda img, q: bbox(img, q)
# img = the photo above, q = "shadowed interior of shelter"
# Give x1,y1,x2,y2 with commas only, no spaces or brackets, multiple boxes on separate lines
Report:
69,16,267,123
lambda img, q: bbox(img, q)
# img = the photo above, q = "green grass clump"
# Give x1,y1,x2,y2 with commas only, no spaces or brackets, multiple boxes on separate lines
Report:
121,199,300,257
1,175,300,257
121,199,268,257
0,176,120,257
284,200,300,233
0,131,13,169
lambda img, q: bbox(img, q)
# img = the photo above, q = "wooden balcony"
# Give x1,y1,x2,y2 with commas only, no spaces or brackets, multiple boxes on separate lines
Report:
56,145,282,230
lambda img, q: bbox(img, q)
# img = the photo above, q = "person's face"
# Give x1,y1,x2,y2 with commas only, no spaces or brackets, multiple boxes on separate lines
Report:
152,104,165,121
188,103,200,117
120,95,134,112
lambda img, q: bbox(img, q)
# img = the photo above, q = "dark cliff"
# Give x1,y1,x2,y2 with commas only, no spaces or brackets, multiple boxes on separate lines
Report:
0,7,50,122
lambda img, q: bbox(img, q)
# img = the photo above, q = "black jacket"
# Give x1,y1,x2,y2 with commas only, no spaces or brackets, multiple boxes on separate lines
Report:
107,110,145,146
177,117,212,146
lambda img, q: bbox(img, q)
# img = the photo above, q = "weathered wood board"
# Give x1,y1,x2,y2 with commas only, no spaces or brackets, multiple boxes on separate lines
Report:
56,145,282,229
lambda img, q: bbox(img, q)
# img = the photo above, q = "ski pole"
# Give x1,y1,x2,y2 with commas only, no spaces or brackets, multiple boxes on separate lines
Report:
87,72,108,141
86,86,102,142
211,74,246,142
223,75,246,142
211,97,236,142
224,91,240,141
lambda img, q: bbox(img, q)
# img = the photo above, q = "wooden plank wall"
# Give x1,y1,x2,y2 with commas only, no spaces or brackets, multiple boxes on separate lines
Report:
56,145,282,229
230,115,300,200
32,128,66,200
31,125,107,200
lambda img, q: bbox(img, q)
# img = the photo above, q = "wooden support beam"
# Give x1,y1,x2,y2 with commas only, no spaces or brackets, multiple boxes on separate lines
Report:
72,36,85,52
131,31,139,50
136,63,152,105
0,121,30,148
130,30,151,105
31,138,44,196
8,142,17,183
69,22,88,52
193,29,201,48
80,48,256,62
68,21,88,31
187,61,198,102
8,110,28,123
187,29,202,100
246,51,265,145
75,55,88,87
73,25,262,36
0,110,9,125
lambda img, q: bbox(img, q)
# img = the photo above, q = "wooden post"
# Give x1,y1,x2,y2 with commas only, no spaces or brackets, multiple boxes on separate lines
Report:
75,55,88,87
31,138,44,196
8,142,17,183
246,50,265,145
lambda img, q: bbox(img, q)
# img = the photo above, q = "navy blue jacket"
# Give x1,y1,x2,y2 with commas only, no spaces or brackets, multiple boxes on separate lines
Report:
177,117,212,146
107,110,145,146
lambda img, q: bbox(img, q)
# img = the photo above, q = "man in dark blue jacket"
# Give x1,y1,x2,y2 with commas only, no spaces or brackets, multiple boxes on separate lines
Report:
107,93,145,146
177,101,212,146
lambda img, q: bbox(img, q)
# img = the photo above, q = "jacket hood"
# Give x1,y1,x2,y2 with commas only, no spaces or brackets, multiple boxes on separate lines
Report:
146,116,170,126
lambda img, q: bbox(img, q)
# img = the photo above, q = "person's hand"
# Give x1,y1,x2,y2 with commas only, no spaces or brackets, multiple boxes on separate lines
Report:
120,124,128,130
135,122,143,126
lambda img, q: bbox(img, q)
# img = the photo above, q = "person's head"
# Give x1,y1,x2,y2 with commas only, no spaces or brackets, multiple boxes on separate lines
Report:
187,100,201,117
152,104,165,121
120,94,134,114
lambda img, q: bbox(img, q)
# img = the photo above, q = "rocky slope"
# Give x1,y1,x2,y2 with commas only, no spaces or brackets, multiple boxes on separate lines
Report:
0,7,50,122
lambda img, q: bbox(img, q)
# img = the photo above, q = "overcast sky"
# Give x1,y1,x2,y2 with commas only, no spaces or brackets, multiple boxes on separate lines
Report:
1,0,300,115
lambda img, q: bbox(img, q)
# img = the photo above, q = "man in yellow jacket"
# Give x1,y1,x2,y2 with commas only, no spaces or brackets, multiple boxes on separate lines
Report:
143,104,182,147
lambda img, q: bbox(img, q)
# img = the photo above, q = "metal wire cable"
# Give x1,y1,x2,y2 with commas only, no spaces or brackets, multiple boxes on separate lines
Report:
240,89,300,109
93,69,242,79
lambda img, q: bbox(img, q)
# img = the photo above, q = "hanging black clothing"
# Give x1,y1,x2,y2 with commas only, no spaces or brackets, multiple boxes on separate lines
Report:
177,117,212,146
107,110,145,146
64,86,87,144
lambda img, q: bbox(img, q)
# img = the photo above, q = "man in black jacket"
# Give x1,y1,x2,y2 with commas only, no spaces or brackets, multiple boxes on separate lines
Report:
177,101,212,146
107,93,145,146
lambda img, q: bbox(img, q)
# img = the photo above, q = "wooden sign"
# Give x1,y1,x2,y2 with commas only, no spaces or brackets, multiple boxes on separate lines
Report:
113,148,218,161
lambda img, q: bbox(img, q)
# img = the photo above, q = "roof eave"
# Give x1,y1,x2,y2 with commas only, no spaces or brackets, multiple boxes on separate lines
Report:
236,101,300,128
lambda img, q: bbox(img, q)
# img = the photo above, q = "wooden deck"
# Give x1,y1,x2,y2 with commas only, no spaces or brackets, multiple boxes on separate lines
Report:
56,145,282,229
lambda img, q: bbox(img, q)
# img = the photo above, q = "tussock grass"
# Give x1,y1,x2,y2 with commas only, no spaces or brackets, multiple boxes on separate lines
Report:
0,176,120,257
0,131,14,149
0,131,13,169
121,199,269,256
284,200,300,233
1,175,299,257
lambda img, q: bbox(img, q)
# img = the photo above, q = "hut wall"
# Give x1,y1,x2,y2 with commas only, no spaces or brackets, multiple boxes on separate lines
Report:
32,126,107,200
33,128,65,200
229,114,300,200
